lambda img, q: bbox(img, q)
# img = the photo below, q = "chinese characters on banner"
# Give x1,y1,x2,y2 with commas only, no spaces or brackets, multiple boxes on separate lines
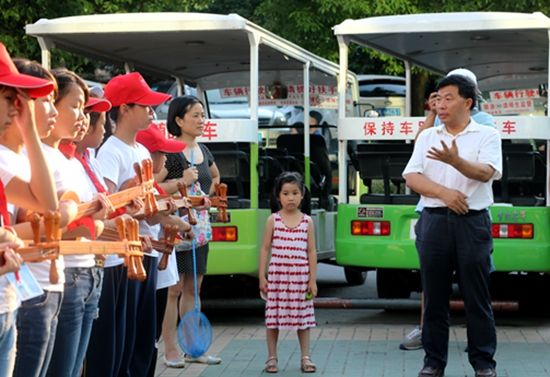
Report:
489,89,540,101
357,118,527,139
155,120,219,141
483,88,539,115
220,84,338,98
482,99,535,115
361,120,423,138
219,85,347,108
499,120,517,135
201,121,218,140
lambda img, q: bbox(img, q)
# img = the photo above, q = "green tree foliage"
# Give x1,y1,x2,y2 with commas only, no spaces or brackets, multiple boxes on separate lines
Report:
0,0,212,78
254,0,416,73
254,0,550,114
206,0,263,19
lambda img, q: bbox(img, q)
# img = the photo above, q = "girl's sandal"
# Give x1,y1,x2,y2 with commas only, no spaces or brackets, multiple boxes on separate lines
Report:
265,356,278,373
301,356,316,373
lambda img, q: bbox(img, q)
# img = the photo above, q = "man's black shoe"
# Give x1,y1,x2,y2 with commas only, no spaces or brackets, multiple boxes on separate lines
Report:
418,365,444,377
475,368,496,377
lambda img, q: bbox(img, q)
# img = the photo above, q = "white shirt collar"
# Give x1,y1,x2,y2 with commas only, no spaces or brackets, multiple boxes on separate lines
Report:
435,118,482,136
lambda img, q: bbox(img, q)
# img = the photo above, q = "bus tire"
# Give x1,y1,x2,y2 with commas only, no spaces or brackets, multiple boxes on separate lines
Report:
376,269,411,299
344,267,367,286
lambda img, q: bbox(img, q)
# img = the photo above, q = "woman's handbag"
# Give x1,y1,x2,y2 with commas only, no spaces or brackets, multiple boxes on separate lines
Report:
177,181,212,250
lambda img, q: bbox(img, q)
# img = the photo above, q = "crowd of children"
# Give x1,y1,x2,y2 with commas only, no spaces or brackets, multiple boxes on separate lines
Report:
0,40,320,377
0,42,215,377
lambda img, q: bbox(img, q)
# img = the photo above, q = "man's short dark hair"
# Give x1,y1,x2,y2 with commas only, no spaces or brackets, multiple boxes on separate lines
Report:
309,110,322,125
436,75,476,109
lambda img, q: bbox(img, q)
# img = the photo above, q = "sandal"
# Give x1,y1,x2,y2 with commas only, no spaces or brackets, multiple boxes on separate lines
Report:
184,354,222,365
301,356,316,373
162,355,185,368
265,356,278,373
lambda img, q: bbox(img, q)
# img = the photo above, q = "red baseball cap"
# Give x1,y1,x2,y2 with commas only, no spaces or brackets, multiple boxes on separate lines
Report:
0,43,55,98
104,72,171,107
85,97,112,113
136,123,186,153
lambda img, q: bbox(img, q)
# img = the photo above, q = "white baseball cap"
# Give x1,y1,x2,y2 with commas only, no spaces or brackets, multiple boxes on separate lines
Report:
446,68,483,99
446,68,477,86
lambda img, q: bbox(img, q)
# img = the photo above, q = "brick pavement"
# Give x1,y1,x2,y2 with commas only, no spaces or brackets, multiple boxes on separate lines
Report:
154,315,550,377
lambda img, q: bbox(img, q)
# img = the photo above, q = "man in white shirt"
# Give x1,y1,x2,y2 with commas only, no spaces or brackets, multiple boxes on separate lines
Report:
403,75,501,377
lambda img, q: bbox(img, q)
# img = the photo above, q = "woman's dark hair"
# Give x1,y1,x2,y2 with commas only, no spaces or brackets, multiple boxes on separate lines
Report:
436,74,476,109
51,68,89,105
270,171,311,215
97,110,114,152
13,58,58,98
166,95,204,137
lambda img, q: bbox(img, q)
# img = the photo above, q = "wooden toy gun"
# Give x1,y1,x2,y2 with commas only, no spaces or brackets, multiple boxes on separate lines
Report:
171,182,228,223
16,212,145,283
62,159,158,221
99,223,185,271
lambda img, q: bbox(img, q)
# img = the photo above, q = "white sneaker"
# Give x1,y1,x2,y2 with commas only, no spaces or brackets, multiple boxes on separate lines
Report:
399,326,423,350
184,354,222,365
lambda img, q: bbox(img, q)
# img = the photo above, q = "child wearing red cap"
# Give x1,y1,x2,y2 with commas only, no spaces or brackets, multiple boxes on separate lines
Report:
0,42,58,377
83,90,143,377
12,59,83,234
40,68,116,377
91,72,171,377
136,123,195,376
4,59,80,377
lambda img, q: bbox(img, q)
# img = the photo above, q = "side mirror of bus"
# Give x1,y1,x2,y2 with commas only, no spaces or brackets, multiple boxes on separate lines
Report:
362,103,379,117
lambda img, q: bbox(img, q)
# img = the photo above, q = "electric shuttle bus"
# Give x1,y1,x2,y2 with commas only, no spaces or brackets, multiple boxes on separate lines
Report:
26,12,359,279
334,12,550,308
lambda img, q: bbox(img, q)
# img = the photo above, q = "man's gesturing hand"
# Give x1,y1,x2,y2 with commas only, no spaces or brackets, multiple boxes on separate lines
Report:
427,140,460,166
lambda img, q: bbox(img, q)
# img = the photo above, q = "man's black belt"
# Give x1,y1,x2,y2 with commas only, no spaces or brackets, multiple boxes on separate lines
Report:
424,207,487,217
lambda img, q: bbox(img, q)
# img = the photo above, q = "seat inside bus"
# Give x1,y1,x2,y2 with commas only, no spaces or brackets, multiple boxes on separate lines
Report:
352,141,546,207
276,133,333,210
206,142,251,208
353,142,418,205
493,142,546,206
258,151,285,208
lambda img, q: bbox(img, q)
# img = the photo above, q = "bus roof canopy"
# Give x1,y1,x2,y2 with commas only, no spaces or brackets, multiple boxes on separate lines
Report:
334,12,550,90
26,12,351,87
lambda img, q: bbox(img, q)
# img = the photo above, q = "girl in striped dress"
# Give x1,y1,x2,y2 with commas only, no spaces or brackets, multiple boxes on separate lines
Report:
259,172,317,373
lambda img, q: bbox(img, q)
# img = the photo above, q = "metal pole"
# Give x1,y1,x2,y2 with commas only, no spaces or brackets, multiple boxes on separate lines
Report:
248,31,260,210
37,37,51,70
337,36,349,204
303,61,311,189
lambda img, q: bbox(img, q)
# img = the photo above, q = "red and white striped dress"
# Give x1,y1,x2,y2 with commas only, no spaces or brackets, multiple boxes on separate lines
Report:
265,212,316,330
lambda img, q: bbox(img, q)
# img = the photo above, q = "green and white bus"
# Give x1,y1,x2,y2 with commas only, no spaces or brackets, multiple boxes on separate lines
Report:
334,12,550,305
26,12,358,278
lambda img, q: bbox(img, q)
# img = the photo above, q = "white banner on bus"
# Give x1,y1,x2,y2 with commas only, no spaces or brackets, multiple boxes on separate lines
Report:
220,84,338,98
488,89,540,101
156,119,258,143
217,85,345,108
482,99,535,115
338,116,550,141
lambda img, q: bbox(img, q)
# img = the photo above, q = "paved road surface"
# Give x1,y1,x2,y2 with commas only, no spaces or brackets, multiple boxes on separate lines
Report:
154,264,550,377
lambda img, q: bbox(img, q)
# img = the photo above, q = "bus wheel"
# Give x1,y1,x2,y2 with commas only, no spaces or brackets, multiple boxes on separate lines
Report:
376,269,411,299
344,268,367,286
